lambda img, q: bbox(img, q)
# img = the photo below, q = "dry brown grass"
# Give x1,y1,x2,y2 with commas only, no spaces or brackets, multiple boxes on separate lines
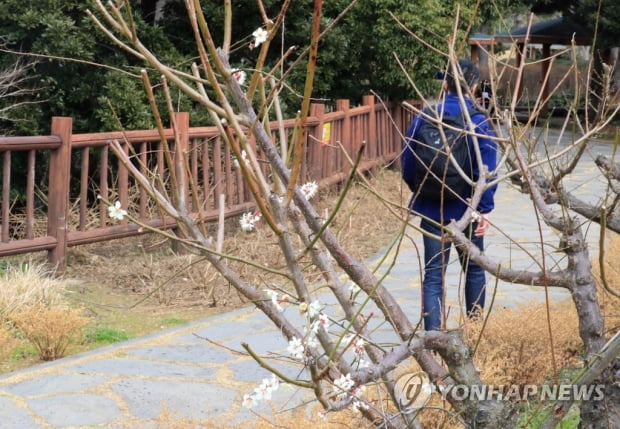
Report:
592,231,620,337
151,403,368,429
464,302,582,387
459,233,620,398
387,301,585,429
0,262,68,320
0,323,16,360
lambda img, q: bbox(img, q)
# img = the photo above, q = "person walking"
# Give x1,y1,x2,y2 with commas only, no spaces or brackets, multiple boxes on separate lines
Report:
401,59,498,331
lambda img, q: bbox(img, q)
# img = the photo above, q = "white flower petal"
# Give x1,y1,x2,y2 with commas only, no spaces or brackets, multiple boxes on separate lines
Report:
300,181,318,200
286,336,305,360
252,28,268,47
239,211,258,232
242,393,257,408
231,68,246,85
307,300,323,318
107,201,127,221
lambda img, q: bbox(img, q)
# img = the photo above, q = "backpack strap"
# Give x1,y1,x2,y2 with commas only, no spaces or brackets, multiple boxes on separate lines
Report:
416,104,488,137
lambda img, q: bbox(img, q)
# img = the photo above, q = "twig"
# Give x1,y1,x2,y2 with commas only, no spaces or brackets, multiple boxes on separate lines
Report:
242,342,314,388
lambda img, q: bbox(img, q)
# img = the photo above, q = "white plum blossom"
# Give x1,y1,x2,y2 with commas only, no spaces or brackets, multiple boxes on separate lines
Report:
470,210,482,222
352,385,369,412
352,398,370,413
233,150,250,169
108,201,127,221
352,337,365,356
300,181,318,200
317,313,330,332
239,212,255,232
239,211,261,232
287,336,304,360
310,320,320,334
252,27,268,47
332,374,367,408
266,374,280,391
242,374,281,409
254,380,273,401
264,289,284,312
264,289,278,301
242,393,257,408
333,373,355,400
305,335,319,349
298,302,308,313
352,384,366,398
231,68,246,85
334,373,354,391
341,332,355,346
307,300,323,318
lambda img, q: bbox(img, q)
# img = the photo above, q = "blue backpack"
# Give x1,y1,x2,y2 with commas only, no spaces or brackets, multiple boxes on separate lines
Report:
412,108,480,201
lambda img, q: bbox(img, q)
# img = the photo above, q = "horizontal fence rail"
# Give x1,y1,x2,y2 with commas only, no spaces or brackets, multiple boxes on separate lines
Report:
0,96,420,269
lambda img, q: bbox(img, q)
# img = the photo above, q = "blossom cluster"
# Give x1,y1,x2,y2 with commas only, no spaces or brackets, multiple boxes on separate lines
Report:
259,294,328,362
241,374,281,409
300,181,318,200
282,298,368,365
250,291,371,415
264,288,292,312
239,211,262,232
332,373,369,412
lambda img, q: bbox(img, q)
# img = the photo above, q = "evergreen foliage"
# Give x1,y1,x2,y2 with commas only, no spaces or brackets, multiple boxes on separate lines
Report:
0,0,617,134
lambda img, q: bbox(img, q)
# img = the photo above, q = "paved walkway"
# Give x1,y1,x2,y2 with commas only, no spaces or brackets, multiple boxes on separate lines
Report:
0,133,612,428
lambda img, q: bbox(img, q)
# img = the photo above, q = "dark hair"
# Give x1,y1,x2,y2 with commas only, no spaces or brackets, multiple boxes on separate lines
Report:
445,59,480,93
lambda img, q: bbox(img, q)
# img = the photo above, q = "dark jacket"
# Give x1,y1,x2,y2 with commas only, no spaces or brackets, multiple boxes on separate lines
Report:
401,94,498,222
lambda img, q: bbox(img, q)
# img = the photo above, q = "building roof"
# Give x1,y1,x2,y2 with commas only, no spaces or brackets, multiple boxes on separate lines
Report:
494,16,592,46
469,32,496,46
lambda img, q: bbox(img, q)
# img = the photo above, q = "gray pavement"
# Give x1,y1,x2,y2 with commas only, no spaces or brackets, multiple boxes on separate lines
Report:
0,133,613,428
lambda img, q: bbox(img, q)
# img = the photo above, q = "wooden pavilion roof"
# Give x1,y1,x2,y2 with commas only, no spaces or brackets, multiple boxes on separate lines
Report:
493,16,593,46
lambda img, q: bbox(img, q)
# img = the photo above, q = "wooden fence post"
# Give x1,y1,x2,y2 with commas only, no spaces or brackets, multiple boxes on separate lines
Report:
47,117,72,272
309,103,325,181
336,99,351,176
362,95,377,175
392,102,405,171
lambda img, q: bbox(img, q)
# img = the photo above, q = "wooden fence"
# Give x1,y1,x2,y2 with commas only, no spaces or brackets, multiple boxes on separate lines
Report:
0,95,418,269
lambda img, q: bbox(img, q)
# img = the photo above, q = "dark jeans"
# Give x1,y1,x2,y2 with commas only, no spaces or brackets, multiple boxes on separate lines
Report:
420,218,486,331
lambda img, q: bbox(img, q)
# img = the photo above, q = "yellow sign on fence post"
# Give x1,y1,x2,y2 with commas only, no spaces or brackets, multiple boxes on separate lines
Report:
321,122,331,145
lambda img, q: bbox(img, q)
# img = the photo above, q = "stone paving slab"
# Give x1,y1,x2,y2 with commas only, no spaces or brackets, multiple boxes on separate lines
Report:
0,134,612,428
